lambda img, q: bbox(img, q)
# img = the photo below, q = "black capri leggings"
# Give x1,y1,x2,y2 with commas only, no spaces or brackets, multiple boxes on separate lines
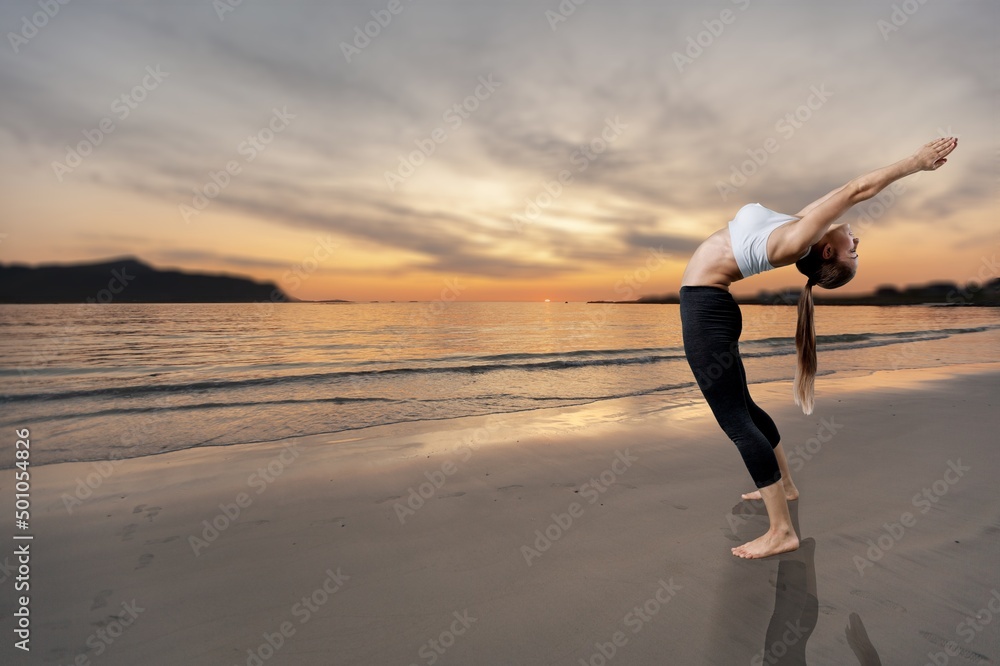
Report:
679,286,782,489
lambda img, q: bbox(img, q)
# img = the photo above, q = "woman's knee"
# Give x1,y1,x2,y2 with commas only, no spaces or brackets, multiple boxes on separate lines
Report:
748,404,780,447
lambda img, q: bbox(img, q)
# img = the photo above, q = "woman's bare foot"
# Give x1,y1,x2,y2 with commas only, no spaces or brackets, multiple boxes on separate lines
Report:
742,482,799,502
732,529,800,559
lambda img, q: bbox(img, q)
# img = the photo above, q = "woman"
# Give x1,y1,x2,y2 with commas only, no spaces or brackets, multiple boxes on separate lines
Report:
679,137,958,559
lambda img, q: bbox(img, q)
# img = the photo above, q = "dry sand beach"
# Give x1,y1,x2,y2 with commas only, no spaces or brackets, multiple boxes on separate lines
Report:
5,362,1000,665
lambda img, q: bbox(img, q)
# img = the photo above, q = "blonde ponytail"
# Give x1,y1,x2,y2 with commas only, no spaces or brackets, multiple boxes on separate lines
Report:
793,279,817,414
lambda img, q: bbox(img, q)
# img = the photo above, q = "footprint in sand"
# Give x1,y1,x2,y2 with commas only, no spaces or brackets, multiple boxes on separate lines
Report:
845,612,882,665
719,528,746,543
133,504,162,522
90,589,113,610
730,501,765,518
849,589,907,613
46,647,70,661
310,517,346,526
144,535,179,545
136,554,154,570
234,519,270,530
375,495,402,504
92,612,128,628
673,504,688,510
918,631,991,664
438,492,465,499
498,485,523,491
119,524,137,541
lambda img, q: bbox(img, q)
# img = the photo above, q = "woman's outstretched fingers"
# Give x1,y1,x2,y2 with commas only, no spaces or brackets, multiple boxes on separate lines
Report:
916,136,957,170
931,138,957,169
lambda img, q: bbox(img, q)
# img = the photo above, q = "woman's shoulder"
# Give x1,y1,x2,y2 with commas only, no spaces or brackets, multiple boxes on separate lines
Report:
745,202,799,219
766,204,801,221
731,202,789,231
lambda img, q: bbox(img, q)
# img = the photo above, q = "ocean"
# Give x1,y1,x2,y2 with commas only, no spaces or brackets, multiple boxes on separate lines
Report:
2,302,999,468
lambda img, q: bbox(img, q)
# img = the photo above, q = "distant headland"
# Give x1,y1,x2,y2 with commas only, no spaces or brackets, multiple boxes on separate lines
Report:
0,258,293,304
3,257,997,305
590,279,1000,306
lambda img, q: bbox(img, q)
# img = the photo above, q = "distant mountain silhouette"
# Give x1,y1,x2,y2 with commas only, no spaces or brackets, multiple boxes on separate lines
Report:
0,257,294,303
591,278,1000,306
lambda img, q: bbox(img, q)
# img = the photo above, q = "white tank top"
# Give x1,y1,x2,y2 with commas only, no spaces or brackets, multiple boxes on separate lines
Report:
728,203,810,278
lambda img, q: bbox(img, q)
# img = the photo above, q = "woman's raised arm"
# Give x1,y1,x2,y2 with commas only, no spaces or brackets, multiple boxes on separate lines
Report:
780,137,958,252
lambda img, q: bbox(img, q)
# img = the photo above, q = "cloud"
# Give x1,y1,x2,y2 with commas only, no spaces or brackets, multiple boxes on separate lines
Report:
147,249,300,272
1,0,996,294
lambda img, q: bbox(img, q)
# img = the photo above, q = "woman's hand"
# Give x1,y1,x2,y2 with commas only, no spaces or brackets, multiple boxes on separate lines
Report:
913,136,958,171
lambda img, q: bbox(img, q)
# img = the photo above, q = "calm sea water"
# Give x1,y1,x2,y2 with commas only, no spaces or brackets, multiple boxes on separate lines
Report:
1,302,999,467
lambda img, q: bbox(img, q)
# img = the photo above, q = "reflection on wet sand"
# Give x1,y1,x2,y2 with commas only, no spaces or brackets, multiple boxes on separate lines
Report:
845,612,883,665
720,501,885,664
761,536,818,664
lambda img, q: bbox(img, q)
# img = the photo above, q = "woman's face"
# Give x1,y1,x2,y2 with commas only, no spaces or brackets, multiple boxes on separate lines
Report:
827,223,860,267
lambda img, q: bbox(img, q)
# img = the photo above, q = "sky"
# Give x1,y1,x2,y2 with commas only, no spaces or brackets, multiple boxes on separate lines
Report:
0,0,997,301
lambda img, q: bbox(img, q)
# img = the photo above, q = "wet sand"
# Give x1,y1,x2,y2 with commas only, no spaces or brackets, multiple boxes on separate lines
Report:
4,362,1000,665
